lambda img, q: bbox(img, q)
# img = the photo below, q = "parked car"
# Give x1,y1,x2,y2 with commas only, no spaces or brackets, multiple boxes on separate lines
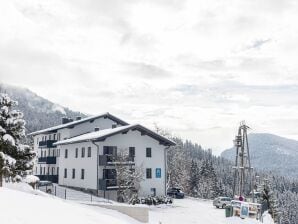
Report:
213,197,232,208
38,181,54,194
167,187,185,199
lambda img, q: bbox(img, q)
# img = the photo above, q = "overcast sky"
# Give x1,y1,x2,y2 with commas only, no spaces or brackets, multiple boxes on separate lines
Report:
1,0,298,154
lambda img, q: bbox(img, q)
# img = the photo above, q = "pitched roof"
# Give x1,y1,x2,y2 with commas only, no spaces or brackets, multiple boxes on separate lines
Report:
27,113,129,136
54,124,176,146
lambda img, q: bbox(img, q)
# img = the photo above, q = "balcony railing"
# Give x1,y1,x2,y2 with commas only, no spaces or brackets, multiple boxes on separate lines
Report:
38,156,57,164
37,175,58,183
38,140,57,148
98,155,135,166
98,179,117,190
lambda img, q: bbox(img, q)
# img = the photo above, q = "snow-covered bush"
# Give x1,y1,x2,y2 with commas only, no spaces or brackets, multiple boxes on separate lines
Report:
129,195,173,205
23,175,40,189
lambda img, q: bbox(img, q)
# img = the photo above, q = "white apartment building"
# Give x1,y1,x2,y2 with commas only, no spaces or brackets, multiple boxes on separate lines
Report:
29,113,175,200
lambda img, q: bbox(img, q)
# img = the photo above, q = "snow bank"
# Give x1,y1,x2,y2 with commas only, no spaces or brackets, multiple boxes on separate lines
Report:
0,185,141,224
262,211,274,224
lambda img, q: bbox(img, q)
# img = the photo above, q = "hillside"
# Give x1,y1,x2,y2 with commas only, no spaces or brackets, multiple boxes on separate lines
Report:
221,133,298,177
0,83,86,134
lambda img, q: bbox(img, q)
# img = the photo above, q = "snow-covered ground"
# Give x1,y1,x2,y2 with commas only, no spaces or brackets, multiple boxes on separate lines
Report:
0,183,273,224
149,197,273,224
0,183,140,224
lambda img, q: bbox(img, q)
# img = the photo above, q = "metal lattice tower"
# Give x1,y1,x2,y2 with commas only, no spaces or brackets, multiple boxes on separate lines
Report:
232,121,254,200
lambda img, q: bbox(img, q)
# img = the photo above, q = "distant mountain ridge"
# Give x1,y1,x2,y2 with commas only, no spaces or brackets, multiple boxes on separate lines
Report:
0,83,86,134
221,133,298,178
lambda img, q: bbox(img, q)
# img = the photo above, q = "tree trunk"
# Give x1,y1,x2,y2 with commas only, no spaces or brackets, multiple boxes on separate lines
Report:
0,171,2,187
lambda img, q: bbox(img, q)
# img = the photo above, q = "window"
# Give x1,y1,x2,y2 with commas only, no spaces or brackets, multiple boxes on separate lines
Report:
43,167,45,175
103,169,116,179
40,167,42,175
88,147,91,157
151,188,156,196
103,146,117,155
129,147,135,157
52,167,55,175
57,167,59,175
112,124,117,128
47,167,50,175
72,169,75,179
64,168,67,178
65,149,68,158
156,168,161,178
41,150,43,158
146,168,152,179
57,133,61,141
81,147,85,158
146,148,152,157
81,169,85,179
49,135,51,140
53,134,56,140
75,148,78,158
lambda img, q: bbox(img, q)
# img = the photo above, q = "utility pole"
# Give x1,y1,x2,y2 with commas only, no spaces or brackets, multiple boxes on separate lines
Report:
232,121,254,201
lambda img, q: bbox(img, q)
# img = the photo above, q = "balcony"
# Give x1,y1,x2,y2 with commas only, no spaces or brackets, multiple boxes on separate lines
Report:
38,140,57,148
38,156,57,164
98,179,118,190
37,175,58,183
98,155,135,166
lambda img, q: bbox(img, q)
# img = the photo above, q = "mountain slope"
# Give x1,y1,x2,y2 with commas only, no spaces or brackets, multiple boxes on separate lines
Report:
221,133,298,177
0,83,86,134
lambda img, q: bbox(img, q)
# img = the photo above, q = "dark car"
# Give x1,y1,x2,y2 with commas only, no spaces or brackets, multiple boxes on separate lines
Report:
167,187,185,199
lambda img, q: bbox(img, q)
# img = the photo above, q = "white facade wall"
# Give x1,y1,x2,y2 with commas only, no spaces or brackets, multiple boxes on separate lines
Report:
58,129,166,197
58,142,97,189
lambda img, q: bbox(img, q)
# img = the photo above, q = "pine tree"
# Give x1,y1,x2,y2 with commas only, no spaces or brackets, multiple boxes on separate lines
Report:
0,93,35,186
188,160,199,196
260,179,279,223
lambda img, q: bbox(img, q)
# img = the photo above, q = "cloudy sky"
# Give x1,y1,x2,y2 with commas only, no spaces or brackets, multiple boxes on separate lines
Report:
1,0,298,154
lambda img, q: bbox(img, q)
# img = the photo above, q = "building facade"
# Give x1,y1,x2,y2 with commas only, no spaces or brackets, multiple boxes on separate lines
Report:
29,113,175,200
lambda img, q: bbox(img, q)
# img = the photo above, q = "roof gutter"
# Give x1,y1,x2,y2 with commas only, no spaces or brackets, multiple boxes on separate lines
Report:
91,140,100,197
164,145,171,195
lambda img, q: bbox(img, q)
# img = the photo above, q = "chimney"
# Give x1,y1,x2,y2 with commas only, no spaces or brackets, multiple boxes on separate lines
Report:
94,127,100,132
76,116,81,121
62,117,69,124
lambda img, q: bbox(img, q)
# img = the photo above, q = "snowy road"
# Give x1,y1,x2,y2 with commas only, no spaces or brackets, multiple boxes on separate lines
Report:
148,198,272,224
149,198,227,224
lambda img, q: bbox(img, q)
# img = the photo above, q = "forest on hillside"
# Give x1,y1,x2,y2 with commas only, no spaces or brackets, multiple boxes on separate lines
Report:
163,132,298,224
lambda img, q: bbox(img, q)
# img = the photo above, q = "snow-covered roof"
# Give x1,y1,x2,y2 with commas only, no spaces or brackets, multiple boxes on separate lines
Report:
27,113,129,136
54,124,176,146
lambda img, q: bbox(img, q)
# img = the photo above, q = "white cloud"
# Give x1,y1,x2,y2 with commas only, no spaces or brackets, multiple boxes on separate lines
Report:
1,0,298,154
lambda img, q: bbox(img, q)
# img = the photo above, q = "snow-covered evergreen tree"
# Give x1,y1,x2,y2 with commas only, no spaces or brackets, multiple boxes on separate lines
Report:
188,160,200,196
0,93,35,186
260,179,280,223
